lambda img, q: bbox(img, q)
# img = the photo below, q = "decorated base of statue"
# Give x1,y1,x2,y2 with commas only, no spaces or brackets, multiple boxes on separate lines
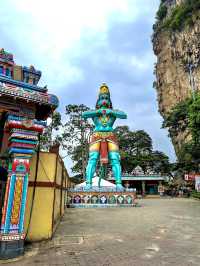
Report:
67,177,138,208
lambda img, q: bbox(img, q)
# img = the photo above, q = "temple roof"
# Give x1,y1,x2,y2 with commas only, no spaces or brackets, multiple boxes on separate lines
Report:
0,48,14,64
0,75,46,93
0,81,58,109
0,48,59,118
75,176,116,188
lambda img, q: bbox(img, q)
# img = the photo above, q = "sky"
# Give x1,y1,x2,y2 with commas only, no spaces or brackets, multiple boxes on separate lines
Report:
0,0,176,170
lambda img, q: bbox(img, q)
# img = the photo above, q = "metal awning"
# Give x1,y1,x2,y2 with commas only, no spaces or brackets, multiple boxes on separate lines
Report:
108,175,167,181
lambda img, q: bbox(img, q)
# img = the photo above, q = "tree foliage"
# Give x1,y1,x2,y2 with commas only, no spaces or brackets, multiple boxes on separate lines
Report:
40,111,62,151
155,0,200,32
163,92,200,173
114,126,171,175
162,98,191,138
60,104,93,178
188,95,200,143
41,106,171,178
156,4,167,21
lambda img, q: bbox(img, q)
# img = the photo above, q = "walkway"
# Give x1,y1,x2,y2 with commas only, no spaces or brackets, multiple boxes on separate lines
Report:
5,198,200,265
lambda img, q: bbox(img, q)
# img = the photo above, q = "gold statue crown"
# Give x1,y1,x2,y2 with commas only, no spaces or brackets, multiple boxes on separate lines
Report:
99,83,110,95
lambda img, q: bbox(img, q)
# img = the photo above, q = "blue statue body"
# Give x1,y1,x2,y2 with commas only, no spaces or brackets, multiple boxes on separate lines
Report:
82,84,127,190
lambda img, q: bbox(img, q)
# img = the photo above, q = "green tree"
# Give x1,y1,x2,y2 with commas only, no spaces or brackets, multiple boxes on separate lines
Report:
114,126,171,175
115,127,152,156
156,4,167,21
61,104,93,179
154,0,200,34
40,111,62,151
150,151,171,175
162,99,190,138
162,92,200,174
189,95,200,143
133,130,153,155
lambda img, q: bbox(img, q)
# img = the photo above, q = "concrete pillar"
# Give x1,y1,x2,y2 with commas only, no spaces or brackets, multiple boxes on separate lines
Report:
142,181,146,195
125,181,130,189
0,115,44,259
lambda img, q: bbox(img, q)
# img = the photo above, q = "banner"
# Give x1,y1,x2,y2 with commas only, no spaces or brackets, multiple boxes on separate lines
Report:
185,174,196,181
195,176,200,192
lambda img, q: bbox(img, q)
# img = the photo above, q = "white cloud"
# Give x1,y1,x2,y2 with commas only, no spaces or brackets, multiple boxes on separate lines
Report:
0,0,153,90
0,0,176,170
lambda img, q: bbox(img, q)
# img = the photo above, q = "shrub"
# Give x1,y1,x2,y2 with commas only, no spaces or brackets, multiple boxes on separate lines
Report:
156,0,200,32
191,191,200,199
156,4,168,21
163,93,200,172
162,98,191,137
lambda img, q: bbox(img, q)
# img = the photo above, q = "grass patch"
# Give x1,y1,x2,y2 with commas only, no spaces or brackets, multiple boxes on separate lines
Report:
191,191,200,199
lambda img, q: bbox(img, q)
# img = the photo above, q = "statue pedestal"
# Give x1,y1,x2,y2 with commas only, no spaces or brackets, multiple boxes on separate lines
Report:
67,178,137,208
67,190,137,208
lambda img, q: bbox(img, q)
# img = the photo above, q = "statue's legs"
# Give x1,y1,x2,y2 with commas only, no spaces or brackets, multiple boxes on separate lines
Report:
85,142,100,189
108,142,123,190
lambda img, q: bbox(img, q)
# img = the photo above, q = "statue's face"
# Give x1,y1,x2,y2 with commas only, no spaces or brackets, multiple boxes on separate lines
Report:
97,93,111,108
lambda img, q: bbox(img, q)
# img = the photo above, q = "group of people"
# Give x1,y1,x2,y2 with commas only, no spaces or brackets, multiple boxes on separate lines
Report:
165,187,191,197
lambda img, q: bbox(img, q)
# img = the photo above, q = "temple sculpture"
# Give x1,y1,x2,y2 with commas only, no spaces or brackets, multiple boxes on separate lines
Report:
82,83,127,190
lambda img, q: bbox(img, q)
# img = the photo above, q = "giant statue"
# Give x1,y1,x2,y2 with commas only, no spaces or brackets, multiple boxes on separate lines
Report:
82,83,127,190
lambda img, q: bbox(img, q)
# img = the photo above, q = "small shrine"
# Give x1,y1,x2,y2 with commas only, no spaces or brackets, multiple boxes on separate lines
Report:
0,48,58,259
108,165,168,195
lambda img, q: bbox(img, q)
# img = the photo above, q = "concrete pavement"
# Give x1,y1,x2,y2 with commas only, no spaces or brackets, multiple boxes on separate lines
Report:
2,198,200,266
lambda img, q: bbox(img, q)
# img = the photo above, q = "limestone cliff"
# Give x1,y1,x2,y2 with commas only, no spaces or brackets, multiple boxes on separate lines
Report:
152,0,200,153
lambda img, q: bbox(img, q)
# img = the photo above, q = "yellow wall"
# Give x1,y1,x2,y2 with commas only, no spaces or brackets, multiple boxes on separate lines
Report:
24,187,54,241
29,152,57,182
24,152,68,242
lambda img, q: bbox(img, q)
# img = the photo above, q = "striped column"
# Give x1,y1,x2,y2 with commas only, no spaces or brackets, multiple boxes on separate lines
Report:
0,115,45,259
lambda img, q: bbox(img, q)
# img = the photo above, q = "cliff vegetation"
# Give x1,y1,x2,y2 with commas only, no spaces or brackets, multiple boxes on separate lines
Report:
153,0,200,173
155,0,200,32
163,93,200,172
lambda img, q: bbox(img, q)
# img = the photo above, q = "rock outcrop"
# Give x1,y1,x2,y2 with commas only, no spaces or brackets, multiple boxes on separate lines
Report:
152,0,200,153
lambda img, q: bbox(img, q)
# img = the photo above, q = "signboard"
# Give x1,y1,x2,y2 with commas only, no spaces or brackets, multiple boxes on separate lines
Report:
184,174,196,181
158,185,164,193
195,176,200,192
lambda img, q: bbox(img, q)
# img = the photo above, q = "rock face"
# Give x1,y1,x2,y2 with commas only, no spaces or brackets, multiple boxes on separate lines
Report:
152,0,200,153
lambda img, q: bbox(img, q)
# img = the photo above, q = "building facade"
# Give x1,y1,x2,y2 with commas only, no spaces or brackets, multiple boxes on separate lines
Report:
0,48,58,259
107,166,168,195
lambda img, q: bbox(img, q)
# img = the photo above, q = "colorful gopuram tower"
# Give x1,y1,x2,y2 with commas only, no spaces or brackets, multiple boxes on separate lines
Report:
0,48,59,259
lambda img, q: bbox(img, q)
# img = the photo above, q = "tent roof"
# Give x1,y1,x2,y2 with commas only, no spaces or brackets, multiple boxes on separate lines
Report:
75,176,116,188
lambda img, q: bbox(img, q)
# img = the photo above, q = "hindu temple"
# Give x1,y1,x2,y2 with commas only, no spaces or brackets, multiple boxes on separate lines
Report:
0,48,58,258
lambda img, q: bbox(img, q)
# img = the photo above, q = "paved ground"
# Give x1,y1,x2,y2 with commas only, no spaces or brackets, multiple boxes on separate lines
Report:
3,198,200,266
